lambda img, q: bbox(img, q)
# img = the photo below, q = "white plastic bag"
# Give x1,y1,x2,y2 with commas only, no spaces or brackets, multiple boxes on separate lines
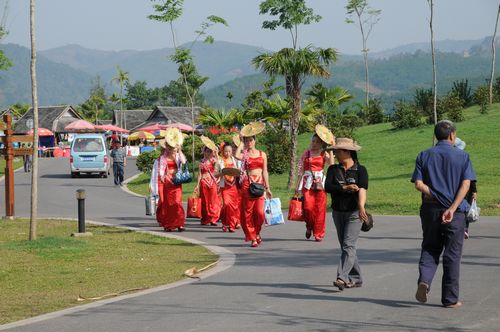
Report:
264,198,285,226
467,199,480,223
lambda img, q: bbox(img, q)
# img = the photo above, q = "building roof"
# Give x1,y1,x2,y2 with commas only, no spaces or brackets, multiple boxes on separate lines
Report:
14,105,82,134
112,110,153,131
130,106,202,131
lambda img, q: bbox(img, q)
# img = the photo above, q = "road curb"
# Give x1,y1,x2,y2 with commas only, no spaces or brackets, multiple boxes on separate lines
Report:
0,218,236,331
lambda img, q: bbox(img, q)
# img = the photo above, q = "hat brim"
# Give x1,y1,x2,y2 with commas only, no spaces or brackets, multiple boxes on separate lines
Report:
240,122,265,137
200,136,219,152
164,128,184,147
232,134,241,147
326,144,361,151
315,125,335,145
221,167,241,177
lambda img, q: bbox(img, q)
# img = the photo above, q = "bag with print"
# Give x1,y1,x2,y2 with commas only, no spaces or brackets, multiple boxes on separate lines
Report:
173,163,193,185
264,198,285,226
288,195,305,221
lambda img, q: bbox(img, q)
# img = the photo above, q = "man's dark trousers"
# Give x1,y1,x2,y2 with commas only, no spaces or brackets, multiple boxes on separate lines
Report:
418,203,465,306
113,162,124,185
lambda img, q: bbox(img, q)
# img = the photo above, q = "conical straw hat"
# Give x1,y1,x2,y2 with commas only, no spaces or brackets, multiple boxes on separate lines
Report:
232,134,241,147
315,124,335,145
240,122,265,137
200,135,219,152
164,127,184,148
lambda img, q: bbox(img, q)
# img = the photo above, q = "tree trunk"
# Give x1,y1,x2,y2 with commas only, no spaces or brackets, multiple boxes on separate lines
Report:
287,75,300,190
428,0,438,144
489,5,500,105
363,50,369,108
29,0,38,241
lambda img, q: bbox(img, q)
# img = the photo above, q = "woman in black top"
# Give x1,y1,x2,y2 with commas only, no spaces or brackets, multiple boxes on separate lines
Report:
325,138,368,291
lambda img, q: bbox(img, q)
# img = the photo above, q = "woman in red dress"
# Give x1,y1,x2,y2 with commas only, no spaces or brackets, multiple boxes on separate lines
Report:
218,142,241,232
149,131,186,232
296,133,334,241
197,141,222,226
235,123,272,247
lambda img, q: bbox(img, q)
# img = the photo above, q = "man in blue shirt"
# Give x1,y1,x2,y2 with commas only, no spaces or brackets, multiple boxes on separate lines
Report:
411,120,476,308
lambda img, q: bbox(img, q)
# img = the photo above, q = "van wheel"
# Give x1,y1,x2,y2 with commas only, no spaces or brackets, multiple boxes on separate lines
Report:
101,172,108,178
71,172,79,178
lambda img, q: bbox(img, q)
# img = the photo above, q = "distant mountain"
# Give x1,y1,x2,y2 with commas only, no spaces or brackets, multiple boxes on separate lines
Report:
40,41,268,89
0,43,93,108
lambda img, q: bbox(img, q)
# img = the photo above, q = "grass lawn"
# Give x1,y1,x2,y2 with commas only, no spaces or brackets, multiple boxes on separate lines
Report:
0,219,217,324
128,104,500,216
0,158,24,176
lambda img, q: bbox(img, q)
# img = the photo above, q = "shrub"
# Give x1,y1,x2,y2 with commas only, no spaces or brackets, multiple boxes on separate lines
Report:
474,85,489,114
328,113,364,139
183,134,204,162
260,128,291,174
440,94,465,122
391,100,422,129
366,98,385,124
451,79,472,106
136,150,160,173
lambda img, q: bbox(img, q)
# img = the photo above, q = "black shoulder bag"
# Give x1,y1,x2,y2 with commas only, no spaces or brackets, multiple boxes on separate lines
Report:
246,158,266,198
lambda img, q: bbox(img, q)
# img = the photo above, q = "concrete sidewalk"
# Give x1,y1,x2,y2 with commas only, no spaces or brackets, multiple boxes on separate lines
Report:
1,158,499,331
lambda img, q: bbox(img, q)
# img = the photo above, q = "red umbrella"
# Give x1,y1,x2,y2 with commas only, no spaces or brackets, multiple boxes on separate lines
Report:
65,119,95,131
27,128,54,136
94,124,129,133
137,123,163,133
161,122,194,132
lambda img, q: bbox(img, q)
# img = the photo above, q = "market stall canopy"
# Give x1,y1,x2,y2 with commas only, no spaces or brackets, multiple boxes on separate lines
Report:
160,122,194,132
128,131,155,141
137,123,163,133
27,128,54,136
65,119,95,131
94,124,129,133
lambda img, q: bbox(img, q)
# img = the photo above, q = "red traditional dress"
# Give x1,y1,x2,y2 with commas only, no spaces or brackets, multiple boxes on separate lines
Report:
240,151,265,242
155,158,185,230
219,157,241,232
199,158,222,225
299,150,327,240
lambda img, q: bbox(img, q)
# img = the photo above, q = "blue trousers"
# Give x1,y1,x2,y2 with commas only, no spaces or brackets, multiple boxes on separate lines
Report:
113,162,124,185
418,203,465,306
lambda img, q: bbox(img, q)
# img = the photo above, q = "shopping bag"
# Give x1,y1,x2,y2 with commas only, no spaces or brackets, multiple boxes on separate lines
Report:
187,197,202,218
145,195,157,216
264,198,285,226
467,199,480,223
288,196,305,221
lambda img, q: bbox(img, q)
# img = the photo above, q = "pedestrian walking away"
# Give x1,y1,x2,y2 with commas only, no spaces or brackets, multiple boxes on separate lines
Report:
411,120,476,308
110,140,126,185
325,138,368,291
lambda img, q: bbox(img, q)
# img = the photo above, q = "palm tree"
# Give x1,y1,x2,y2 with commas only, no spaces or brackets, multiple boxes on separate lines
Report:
111,66,129,137
252,46,338,189
306,83,353,124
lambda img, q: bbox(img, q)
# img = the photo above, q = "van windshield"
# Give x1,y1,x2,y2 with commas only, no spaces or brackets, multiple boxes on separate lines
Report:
73,138,104,152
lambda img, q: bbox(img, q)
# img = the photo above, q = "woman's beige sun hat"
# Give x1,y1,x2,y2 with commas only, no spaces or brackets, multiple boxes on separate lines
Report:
200,135,219,152
163,127,184,148
326,137,361,151
314,124,335,145
240,122,265,137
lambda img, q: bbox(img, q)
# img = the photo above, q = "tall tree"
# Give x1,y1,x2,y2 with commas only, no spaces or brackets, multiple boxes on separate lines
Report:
253,46,337,189
427,0,438,133
29,0,39,240
257,0,330,189
489,4,500,105
149,0,227,163
346,0,381,108
0,0,12,71
80,76,107,123
111,65,129,134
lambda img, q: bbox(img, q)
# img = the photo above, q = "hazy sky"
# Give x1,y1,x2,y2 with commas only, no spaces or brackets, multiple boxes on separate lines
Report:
2,0,498,54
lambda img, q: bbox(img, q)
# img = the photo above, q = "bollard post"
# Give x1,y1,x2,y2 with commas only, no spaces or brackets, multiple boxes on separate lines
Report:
72,189,92,237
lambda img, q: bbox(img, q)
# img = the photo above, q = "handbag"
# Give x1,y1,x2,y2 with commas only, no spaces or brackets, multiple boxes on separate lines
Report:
288,195,305,221
187,193,202,219
467,199,480,223
361,213,374,232
245,162,265,198
145,195,157,216
173,163,193,185
264,198,285,226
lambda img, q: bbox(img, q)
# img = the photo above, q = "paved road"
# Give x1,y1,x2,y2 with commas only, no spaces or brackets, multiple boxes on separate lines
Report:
1,158,500,331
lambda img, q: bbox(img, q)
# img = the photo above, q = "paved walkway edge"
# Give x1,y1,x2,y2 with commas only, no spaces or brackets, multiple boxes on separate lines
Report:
0,219,236,331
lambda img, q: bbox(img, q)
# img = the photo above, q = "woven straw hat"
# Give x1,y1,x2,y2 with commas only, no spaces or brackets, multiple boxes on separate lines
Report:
200,135,218,152
232,133,241,147
240,122,265,137
164,127,184,148
326,137,361,151
314,124,335,145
